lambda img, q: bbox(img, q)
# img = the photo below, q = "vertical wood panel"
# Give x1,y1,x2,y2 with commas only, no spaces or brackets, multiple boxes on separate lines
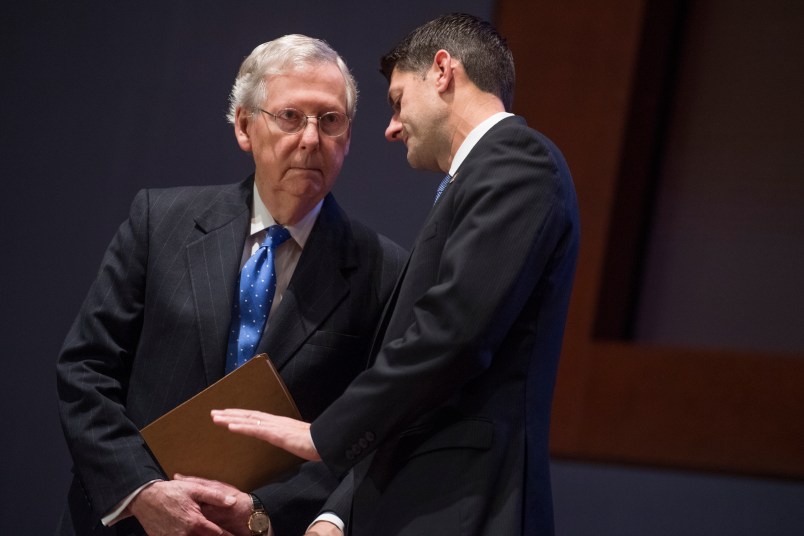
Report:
496,0,648,451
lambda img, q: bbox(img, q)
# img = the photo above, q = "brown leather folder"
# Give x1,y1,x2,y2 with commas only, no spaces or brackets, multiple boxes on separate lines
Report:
140,354,303,491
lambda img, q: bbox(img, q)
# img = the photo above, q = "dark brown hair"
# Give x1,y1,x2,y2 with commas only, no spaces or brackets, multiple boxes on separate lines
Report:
380,13,515,111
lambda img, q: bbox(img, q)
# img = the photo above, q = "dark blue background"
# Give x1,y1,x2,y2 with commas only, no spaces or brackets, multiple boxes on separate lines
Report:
2,2,802,534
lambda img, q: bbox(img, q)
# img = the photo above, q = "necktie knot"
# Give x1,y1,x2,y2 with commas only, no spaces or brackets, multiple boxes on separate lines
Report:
262,225,291,250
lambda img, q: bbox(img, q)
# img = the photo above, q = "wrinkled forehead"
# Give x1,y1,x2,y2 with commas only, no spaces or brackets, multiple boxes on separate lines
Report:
264,63,348,110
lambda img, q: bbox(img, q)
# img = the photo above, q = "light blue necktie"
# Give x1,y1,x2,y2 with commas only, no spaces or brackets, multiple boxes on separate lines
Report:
433,174,451,205
225,225,291,373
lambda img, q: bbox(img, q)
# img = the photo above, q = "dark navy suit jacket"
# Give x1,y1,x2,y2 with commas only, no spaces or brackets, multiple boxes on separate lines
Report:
57,177,406,535
312,117,580,536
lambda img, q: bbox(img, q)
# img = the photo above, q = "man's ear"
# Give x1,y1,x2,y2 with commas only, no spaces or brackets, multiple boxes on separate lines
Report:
234,107,252,152
432,49,456,94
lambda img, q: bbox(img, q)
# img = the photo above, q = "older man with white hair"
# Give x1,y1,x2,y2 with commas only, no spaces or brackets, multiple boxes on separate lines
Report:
57,35,406,536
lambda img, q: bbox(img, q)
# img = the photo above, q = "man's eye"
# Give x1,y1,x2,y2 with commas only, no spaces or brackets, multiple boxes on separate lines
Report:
279,109,302,121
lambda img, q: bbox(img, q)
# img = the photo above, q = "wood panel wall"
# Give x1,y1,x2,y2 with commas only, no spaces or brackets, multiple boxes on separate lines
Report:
495,0,804,478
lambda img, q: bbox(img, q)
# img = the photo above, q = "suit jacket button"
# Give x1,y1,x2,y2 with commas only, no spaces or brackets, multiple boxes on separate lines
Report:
358,438,368,448
346,450,355,461
365,431,375,441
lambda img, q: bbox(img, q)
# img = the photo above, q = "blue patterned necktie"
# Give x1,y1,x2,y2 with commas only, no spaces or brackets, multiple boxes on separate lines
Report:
433,174,451,205
225,225,291,373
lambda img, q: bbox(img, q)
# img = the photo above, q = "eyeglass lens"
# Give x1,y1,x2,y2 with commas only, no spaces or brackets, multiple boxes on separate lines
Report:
269,108,349,136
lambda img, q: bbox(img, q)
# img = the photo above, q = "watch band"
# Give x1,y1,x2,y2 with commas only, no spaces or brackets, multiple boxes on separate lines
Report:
250,493,264,511
248,493,271,535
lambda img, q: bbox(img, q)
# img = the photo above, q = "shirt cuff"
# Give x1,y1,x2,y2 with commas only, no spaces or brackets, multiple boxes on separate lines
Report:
308,512,345,533
101,480,161,526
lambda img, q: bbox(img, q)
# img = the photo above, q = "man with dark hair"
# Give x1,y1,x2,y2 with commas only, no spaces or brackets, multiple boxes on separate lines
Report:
379,13,515,112
56,35,406,536
214,13,580,535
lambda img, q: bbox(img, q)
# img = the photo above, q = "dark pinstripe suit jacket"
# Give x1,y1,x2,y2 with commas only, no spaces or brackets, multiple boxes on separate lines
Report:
311,116,580,536
56,176,406,536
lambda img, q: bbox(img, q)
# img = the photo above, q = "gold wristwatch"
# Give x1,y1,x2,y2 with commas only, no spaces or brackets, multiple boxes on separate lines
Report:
247,493,271,535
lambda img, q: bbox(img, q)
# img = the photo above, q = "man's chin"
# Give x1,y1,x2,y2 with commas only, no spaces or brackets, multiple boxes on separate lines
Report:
406,153,438,173
406,151,424,169
292,182,326,200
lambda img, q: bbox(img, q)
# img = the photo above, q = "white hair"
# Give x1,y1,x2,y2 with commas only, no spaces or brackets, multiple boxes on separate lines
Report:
226,34,358,123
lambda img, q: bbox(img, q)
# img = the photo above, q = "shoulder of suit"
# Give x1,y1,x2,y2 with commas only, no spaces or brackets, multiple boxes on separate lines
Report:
137,182,246,212
478,115,561,155
485,114,536,137
142,181,243,199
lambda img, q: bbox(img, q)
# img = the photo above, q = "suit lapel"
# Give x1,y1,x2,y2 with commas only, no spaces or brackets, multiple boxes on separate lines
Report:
186,180,251,385
259,194,355,371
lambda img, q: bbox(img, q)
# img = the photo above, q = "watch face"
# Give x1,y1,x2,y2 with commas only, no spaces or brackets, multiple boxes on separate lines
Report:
249,511,271,533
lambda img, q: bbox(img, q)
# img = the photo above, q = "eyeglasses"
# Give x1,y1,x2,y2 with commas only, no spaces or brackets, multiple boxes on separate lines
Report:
257,108,351,137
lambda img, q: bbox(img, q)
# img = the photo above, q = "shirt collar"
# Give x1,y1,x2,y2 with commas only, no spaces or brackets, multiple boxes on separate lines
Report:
251,182,322,248
448,111,514,177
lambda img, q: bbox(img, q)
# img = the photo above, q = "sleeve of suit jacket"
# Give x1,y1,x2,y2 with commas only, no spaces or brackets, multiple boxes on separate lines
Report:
310,119,579,478
57,188,162,517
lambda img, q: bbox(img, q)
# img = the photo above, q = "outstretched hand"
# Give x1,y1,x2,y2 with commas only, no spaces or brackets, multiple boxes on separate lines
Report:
211,409,321,461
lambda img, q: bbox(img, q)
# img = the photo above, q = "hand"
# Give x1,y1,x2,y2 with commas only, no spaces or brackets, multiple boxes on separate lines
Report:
211,409,320,461
304,520,344,536
127,479,236,536
173,475,253,536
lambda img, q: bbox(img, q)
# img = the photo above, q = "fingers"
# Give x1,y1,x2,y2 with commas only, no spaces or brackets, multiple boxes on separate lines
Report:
211,410,308,430
173,473,205,483
211,409,321,461
174,473,235,492
129,480,236,535
210,408,270,422
187,482,237,508
211,410,295,437
198,490,237,508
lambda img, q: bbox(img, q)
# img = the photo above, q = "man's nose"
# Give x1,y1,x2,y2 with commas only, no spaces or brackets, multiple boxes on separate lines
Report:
300,118,320,146
385,116,402,142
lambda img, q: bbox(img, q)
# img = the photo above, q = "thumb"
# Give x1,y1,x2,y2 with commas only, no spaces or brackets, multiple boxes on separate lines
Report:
191,485,237,508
